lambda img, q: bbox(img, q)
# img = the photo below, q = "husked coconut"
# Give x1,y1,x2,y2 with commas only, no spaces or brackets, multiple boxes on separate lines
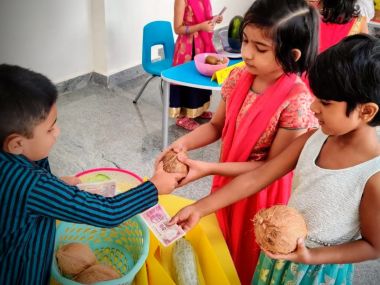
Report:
253,205,307,254
56,243,97,276
74,264,120,284
161,150,188,174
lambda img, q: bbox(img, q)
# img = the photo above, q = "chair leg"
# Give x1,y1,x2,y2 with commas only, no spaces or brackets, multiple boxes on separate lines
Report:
159,79,164,105
133,75,156,104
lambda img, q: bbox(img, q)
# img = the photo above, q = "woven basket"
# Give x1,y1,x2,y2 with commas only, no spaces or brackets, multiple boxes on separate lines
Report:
51,216,149,285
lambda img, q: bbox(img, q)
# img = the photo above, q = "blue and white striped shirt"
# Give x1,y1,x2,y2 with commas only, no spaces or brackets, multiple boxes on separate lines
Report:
0,152,158,284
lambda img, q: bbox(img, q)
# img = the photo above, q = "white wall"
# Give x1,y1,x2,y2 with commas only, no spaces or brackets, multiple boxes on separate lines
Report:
104,0,251,75
0,0,250,83
0,0,93,83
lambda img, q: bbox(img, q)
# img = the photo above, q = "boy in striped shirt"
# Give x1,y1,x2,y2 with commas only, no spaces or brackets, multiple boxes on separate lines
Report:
0,64,185,284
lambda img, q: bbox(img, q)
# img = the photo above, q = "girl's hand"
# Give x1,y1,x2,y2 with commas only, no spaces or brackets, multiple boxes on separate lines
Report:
150,162,186,195
61,176,81,186
154,142,187,169
167,204,201,232
213,15,223,24
200,20,215,33
176,153,211,187
263,238,312,264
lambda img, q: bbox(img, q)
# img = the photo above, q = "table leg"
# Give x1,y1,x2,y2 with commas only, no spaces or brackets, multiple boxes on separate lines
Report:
162,81,170,149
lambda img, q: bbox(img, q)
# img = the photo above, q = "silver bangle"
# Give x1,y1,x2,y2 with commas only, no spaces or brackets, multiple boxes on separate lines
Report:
185,26,190,35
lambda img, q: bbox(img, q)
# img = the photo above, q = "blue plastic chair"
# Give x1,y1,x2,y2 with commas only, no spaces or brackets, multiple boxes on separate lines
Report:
133,21,175,103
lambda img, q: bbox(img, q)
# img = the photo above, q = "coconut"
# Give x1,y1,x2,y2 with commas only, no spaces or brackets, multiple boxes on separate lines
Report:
56,243,97,276
161,150,189,174
74,264,120,284
205,55,219,65
253,205,307,254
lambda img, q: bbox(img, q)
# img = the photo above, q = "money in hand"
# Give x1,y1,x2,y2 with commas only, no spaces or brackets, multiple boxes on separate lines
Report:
141,204,185,246
77,180,116,197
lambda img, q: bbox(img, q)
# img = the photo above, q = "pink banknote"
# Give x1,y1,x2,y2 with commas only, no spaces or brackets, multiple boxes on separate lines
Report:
141,204,185,246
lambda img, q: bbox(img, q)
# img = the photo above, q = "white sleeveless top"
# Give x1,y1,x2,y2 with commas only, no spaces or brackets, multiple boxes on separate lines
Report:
288,130,380,248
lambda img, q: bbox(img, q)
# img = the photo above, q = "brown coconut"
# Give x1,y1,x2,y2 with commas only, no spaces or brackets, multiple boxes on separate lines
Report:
74,264,120,284
161,150,189,174
253,205,307,254
205,55,219,65
56,243,97,276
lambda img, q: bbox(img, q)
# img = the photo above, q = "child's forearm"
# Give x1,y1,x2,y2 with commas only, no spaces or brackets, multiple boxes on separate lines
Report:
175,122,222,151
194,172,262,217
193,135,305,217
195,162,290,217
308,239,380,264
207,161,264,177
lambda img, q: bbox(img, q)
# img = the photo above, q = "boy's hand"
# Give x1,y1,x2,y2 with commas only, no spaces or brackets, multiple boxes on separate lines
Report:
167,204,201,232
263,238,312,264
60,176,81,186
176,153,210,187
150,162,186,195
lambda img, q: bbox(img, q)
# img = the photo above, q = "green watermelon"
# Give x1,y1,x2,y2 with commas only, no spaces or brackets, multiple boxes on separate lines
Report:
228,15,243,52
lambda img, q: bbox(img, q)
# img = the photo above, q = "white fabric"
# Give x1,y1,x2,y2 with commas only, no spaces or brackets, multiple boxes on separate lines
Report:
356,0,375,22
288,129,380,248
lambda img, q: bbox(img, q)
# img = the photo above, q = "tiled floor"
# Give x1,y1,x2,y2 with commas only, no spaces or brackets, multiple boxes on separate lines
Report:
50,76,380,284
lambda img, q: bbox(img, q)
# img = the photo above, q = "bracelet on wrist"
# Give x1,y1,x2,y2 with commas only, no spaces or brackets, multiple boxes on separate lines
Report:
185,25,190,35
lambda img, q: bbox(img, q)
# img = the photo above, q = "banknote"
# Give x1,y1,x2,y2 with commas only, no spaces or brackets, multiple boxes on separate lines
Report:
140,204,185,246
77,180,116,197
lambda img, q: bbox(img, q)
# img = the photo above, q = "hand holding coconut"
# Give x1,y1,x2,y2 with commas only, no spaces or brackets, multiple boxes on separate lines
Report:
150,160,186,195
150,150,189,193
161,150,189,175
253,205,311,263
175,152,213,187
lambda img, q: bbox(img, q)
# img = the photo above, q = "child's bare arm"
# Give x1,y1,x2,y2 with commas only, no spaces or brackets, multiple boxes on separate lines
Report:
267,127,310,160
359,172,380,258
155,100,226,165
170,131,311,230
176,156,265,187
175,121,310,183
175,99,225,150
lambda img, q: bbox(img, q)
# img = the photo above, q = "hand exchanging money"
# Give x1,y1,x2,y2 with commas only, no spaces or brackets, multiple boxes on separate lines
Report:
141,204,185,246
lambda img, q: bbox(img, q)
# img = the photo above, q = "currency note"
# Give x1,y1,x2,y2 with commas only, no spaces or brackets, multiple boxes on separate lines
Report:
141,204,185,246
77,180,116,197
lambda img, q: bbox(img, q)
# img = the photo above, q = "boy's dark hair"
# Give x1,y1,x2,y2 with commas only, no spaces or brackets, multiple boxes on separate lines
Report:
0,64,57,146
309,34,380,126
320,0,359,24
241,0,319,74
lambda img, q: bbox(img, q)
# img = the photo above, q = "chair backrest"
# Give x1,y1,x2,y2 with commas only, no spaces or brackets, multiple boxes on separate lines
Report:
142,21,175,75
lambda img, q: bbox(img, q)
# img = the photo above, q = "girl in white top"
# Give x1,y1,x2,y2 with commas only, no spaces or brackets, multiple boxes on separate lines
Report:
169,34,380,284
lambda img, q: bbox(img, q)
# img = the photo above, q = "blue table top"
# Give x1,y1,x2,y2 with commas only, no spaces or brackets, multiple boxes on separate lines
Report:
161,59,241,91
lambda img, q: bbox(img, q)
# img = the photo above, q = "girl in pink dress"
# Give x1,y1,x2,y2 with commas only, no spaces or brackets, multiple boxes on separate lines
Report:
170,0,222,130
309,0,368,52
302,0,368,88
158,0,319,283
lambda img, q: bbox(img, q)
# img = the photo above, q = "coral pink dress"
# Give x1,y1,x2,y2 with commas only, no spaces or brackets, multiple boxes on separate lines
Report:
319,16,364,53
212,67,317,285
